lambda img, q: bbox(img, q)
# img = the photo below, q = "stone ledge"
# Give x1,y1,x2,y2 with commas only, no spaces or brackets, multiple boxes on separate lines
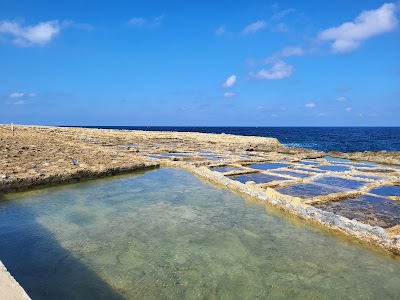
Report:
0,261,31,300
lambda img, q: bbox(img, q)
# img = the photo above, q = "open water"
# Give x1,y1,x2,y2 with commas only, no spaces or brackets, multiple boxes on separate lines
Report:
80,126,400,153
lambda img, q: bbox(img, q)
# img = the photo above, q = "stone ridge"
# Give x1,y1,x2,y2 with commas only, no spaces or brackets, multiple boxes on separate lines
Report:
0,261,31,300
0,124,286,193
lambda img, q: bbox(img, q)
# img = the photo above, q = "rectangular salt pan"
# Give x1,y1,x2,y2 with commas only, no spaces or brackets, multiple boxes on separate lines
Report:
314,177,367,190
317,165,351,172
247,163,290,170
229,173,287,184
277,184,341,198
271,170,310,178
317,195,400,228
210,166,242,173
369,186,400,197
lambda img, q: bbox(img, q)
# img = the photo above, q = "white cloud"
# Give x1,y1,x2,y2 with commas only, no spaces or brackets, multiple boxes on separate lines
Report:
337,96,348,102
242,20,267,34
345,107,353,112
0,20,60,47
316,112,326,117
222,75,237,88
214,25,226,36
319,3,398,53
14,100,25,105
252,60,294,80
224,92,236,98
305,102,316,108
127,15,166,28
9,92,24,98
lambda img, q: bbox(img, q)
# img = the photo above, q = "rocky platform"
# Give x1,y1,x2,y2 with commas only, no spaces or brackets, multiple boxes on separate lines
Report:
1,124,399,256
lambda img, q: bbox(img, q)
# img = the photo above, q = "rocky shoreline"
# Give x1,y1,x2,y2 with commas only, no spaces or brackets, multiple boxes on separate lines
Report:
1,124,399,256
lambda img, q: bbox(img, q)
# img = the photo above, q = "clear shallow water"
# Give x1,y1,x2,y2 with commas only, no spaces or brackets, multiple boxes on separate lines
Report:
247,163,290,170
317,165,351,172
314,177,367,190
317,195,400,228
229,173,288,184
80,126,400,152
210,166,242,173
0,169,400,299
370,186,400,197
277,184,342,198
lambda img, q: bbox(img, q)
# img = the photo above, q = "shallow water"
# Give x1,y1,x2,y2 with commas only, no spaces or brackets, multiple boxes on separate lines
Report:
210,166,242,173
247,163,290,170
317,165,351,172
277,183,342,198
229,173,288,184
271,170,311,178
324,156,350,163
370,186,400,197
314,177,367,190
299,160,319,166
1,169,400,299
317,195,400,228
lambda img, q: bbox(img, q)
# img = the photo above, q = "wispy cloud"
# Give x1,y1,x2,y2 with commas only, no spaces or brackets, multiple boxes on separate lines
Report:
127,14,166,28
242,20,267,35
222,75,237,88
345,107,353,112
277,46,304,58
319,3,398,53
9,92,24,98
0,20,61,47
214,25,226,36
272,8,296,20
8,92,36,99
337,96,348,102
127,17,146,27
251,60,294,80
223,92,236,98
305,102,316,108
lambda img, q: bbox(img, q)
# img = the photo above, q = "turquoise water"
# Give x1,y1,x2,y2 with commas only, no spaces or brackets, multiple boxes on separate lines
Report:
1,168,400,299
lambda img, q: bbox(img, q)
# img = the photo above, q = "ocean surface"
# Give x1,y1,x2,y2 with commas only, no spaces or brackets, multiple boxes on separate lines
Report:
81,126,400,153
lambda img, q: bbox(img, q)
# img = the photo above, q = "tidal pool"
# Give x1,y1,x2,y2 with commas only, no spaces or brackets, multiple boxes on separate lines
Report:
1,169,400,299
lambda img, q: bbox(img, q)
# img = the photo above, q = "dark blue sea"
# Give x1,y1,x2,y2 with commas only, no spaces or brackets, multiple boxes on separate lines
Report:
81,127,400,153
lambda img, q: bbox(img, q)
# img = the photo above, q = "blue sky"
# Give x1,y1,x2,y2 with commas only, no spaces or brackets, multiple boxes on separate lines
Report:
1,0,399,126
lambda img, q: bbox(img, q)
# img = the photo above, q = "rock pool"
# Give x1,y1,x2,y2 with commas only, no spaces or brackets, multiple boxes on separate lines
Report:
0,168,399,299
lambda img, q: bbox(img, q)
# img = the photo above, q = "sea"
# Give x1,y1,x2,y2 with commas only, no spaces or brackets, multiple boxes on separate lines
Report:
81,126,400,153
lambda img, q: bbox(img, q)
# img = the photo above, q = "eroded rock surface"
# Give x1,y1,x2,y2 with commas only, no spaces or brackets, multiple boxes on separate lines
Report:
1,124,399,254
